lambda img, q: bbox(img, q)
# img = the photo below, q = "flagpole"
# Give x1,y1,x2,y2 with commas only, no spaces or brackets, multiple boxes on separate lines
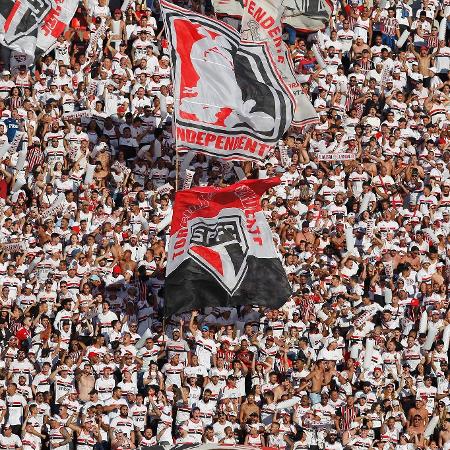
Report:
175,148,180,191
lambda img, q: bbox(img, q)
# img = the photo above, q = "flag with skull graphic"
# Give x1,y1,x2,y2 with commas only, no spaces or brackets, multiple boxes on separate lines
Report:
165,178,292,316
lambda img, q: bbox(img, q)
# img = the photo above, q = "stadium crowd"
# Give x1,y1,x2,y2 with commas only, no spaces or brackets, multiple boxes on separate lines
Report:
0,0,447,449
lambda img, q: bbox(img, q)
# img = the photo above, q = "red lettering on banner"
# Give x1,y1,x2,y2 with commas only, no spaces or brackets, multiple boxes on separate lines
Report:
259,143,269,156
186,129,196,143
261,17,275,29
172,250,184,259
273,36,283,48
235,186,263,246
174,239,186,249
176,126,273,159
244,138,257,154
253,7,266,22
268,26,281,38
224,136,237,150
196,131,205,146
216,136,224,149
41,9,60,36
176,127,186,141
205,133,216,146
248,0,255,14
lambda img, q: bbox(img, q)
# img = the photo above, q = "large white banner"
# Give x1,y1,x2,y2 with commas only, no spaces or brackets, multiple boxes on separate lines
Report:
212,0,333,32
240,0,318,127
0,0,78,56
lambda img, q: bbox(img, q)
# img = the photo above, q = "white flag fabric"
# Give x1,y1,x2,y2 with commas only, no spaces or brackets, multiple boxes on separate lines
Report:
282,0,333,32
161,0,295,161
240,0,318,127
212,0,333,32
0,0,78,56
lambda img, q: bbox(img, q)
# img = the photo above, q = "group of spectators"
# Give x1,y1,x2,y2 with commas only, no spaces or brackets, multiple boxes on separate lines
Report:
0,0,447,449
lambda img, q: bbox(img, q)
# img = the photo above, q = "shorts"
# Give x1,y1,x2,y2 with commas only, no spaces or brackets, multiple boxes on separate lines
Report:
310,392,322,405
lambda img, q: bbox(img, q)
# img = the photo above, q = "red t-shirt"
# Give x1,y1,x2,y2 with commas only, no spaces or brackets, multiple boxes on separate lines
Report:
0,179,8,199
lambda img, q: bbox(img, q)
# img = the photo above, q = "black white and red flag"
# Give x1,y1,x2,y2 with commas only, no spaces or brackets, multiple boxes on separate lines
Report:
212,0,333,33
0,0,78,56
240,0,319,127
161,0,295,161
165,178,291,316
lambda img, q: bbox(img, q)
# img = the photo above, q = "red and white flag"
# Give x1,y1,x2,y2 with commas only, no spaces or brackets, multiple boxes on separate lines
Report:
165,178,291,316
161,0,295,161
240,0,319,127
212,0,333,32
0,0,78,56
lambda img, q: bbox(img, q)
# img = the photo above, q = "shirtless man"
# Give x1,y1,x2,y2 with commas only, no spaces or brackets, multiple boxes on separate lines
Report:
300,360,325,405
351,37,370,60
407,414,426,448
438,418,450,448
274,378,294,402
239,393,260,424
76,364,96,402
409,43,436,79
120,249,137,274
407,399,429,426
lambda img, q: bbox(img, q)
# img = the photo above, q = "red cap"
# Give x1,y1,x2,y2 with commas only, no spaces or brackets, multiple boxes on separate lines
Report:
117,106,126,114
420,45,428,51
113,265,122,274
114,8,121,14
438,138,446,145
71,18,80,28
